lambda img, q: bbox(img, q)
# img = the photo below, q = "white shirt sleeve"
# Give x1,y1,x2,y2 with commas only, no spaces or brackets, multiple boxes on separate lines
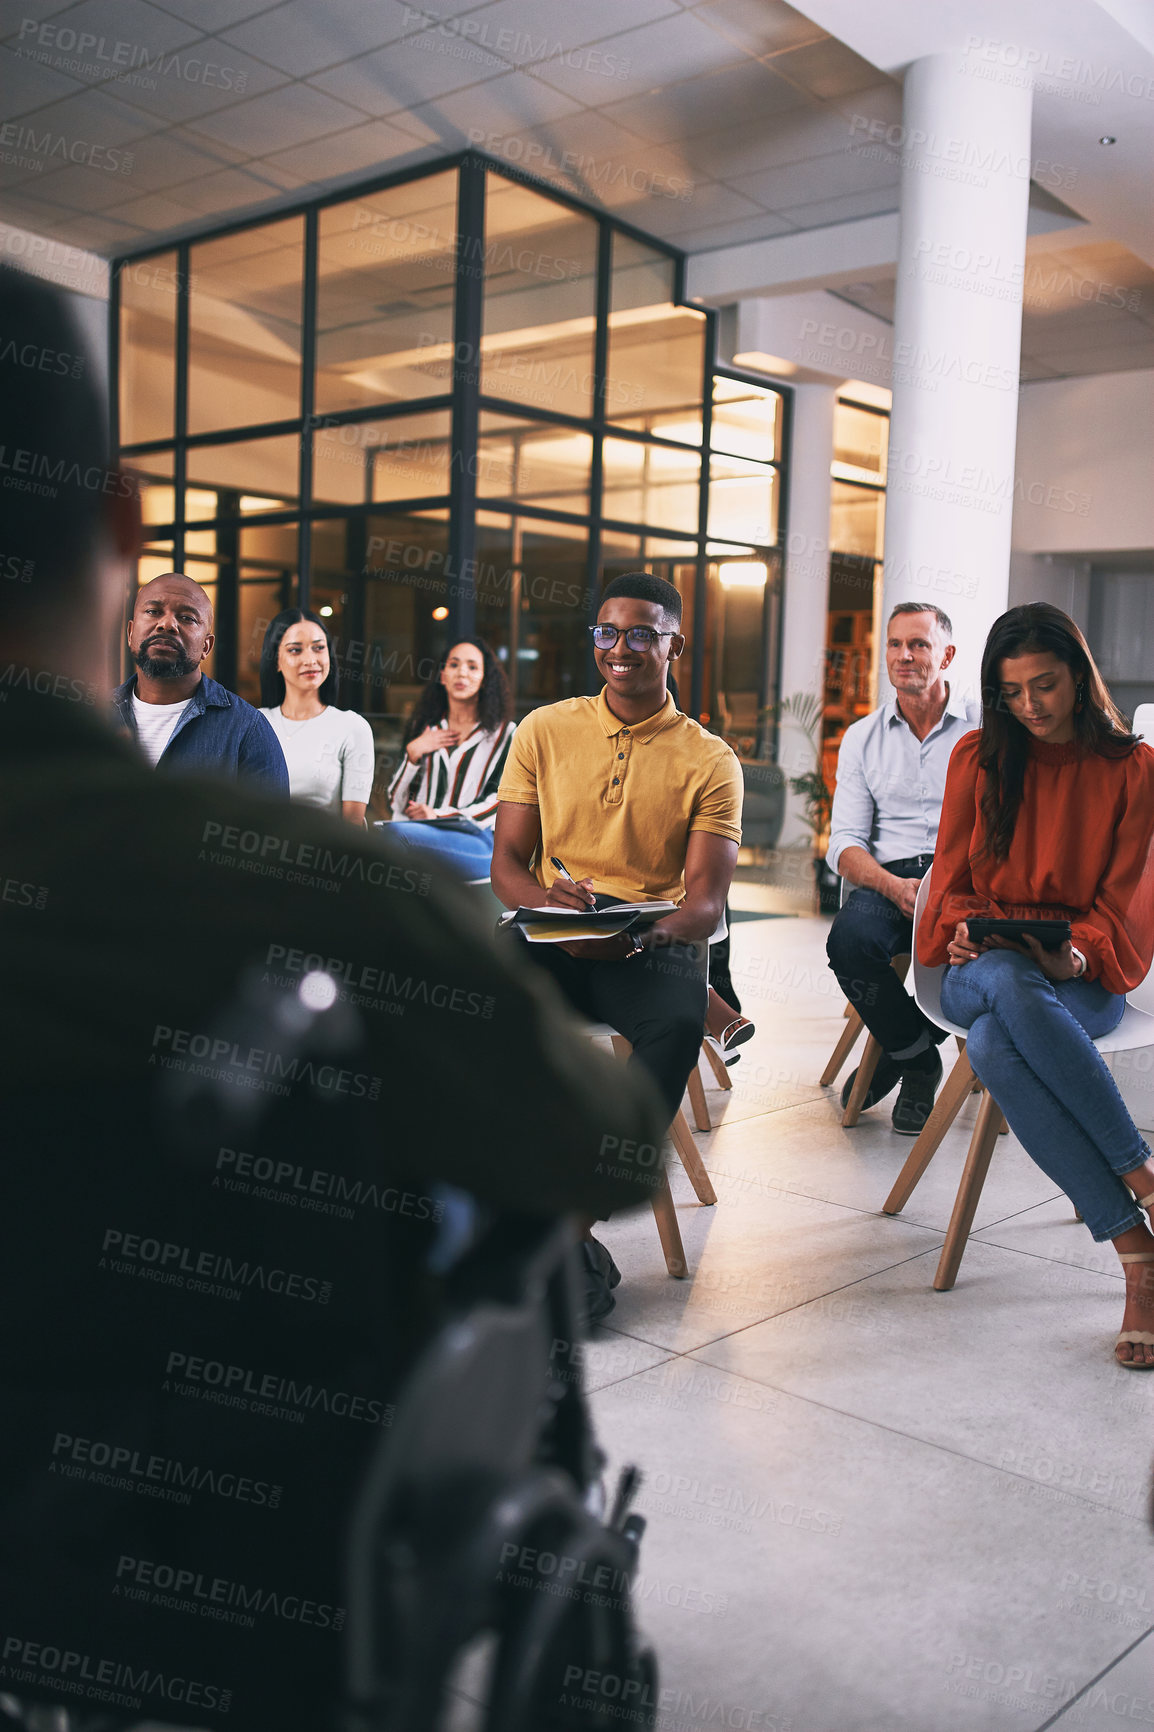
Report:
826,721,877,877
338,711,377,804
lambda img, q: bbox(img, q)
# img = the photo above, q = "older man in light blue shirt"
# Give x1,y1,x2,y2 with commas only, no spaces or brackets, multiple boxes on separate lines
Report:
826,602,979,1132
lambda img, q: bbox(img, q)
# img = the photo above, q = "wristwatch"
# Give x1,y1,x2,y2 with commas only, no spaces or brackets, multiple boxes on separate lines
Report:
623,932,645,960
1070,946,1087,979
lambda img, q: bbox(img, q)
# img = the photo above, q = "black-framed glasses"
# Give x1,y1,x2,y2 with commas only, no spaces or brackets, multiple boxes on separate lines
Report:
590,624,677,652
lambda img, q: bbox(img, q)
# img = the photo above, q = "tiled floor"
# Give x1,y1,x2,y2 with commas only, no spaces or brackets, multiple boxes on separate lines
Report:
580,902,1153,1732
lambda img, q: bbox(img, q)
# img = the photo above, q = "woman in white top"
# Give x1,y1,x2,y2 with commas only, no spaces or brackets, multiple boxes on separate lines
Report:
258,610,376,823
384,638,515,878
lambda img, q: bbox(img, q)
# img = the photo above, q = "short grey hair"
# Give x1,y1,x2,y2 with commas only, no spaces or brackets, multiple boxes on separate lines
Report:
888,601,953,639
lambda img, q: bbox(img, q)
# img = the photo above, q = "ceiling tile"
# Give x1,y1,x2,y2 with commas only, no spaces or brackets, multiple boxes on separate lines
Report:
726,142,898,210
43,208,150,247
17,156,152,209
690,111,856,183
678,210,800,252
531,10,748,105
185,79,367,153
689,0,827,59
1018,356,1064,381
308,30,513,115
4,84,161,158
1031,340,1154,378
403,68,584,142
220,0,415,78
9,0,200,59
0,43,85,113
153,161,297,215
92,128,239,194
0,0,74,37
774,184,900,229
150,0,285,28
472,108,650,180
620,180,770,235
1022,309,1143,346
834,77,903,130
95,187,205,226
98,39,290,124
262,116,436,182
771,37,884,103
459,0,679,69
596,59,810,147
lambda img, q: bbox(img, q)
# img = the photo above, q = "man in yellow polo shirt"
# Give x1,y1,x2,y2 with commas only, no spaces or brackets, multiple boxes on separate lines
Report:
493,572,742,1316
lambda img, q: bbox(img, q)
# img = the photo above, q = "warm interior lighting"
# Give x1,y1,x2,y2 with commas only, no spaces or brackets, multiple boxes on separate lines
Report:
431,605,449,620
839,380,892,410
318,605,334,617
718,561,768,589
732,351,799,379
831,460,884,486
239,494,284,512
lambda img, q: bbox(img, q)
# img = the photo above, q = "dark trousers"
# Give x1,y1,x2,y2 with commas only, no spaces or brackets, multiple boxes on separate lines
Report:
519,939,708,1127
825,855,947,1059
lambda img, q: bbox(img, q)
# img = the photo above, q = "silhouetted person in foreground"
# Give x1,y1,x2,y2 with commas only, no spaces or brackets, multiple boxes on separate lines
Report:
0,263,664,1732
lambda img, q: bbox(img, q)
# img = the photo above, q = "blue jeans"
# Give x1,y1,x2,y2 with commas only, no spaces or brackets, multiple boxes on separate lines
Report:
940,948,1149,1241
383,819,493,879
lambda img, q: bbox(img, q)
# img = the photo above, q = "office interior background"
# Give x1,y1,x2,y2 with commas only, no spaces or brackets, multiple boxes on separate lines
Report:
4,1,1154,1728
6,0,1153,817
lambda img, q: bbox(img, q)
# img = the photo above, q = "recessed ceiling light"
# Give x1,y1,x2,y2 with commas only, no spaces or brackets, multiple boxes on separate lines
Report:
1099,135,1117,145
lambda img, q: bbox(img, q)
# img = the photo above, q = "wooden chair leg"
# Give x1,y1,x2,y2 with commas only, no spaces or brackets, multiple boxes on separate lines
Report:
820,1005,865,1086
701,1039,733,1090
612,1030,717,1210
686,1064,711,1132
669,1110,717,1205
842,1033,884,1127
883,1049,975,1215
650,1168,688,1277
934,1091,1004,1290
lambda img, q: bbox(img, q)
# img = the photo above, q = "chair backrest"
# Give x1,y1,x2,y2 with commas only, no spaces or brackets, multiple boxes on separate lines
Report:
1132,703,1154,745
909,872,947,1026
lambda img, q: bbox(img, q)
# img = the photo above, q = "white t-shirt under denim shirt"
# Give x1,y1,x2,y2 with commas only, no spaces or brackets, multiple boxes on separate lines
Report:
131,693,192,766
259,706,376,813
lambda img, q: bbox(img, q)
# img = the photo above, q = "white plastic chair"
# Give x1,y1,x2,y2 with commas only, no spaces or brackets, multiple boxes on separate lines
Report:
883,875,1154,1289
1132,702,1154,744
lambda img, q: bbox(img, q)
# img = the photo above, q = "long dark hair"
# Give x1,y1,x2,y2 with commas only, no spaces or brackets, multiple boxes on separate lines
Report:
259,609,340,708
401,637,511,747
977,603,1137,861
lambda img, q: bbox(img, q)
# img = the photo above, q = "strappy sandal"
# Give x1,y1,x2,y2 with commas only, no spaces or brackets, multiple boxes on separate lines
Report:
712,1016,755,1055
1116,1248,1154,1369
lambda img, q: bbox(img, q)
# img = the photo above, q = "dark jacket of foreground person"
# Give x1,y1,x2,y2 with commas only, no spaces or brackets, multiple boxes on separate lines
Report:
0,685,665,1731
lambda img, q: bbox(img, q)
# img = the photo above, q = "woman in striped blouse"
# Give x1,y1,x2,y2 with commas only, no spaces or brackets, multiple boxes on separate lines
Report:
384,638,515,877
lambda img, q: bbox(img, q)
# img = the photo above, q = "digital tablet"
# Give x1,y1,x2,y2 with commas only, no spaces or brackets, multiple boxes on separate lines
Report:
965,917,1072,952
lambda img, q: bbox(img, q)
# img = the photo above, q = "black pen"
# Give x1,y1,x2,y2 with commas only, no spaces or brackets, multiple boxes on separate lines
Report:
550,857,595,905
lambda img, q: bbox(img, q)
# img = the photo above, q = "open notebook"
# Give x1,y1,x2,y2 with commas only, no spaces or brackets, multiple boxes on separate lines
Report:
496,900,677,944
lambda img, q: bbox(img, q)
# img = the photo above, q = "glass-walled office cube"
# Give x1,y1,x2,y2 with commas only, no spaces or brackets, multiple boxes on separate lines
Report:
113,151,787,783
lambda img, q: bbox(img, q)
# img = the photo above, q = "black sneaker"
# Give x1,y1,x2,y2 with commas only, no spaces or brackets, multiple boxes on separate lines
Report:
891,1049,944,1135
580,1237,622,1328
840,1053,903,1112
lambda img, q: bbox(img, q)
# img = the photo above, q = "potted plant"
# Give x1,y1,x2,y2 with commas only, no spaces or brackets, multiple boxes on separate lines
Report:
768,692,840,914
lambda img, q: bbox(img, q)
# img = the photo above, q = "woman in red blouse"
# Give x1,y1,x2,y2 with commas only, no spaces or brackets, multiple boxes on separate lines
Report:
920,604,1154,1367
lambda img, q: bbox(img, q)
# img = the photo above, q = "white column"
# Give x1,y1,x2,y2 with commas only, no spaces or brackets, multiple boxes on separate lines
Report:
778,382,836,847
882,51,1033,702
